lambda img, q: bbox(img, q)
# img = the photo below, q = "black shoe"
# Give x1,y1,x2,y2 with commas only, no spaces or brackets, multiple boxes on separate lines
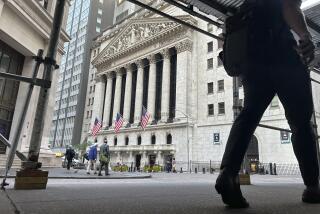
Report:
86,172,90,175
215,169,249,208
105,174,110,176
302,185,320,203
98,173,102,176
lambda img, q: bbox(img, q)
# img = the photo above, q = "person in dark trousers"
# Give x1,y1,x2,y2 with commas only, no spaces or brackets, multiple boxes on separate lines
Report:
65,145,75,170
216,0,319,208
98,137,110,176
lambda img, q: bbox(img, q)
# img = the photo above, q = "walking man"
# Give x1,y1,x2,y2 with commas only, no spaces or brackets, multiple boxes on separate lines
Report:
98,137,110,176
87,142,98,175
216,0,319,208
65,145,75,170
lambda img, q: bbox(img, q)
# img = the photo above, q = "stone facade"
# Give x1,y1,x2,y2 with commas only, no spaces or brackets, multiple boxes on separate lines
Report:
0,0,70,167
82,1,320,171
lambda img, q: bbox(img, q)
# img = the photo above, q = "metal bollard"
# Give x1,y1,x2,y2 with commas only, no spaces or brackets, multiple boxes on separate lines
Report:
195,168,198,173
180,167,183,173
273,163,277,175
202,168,205,174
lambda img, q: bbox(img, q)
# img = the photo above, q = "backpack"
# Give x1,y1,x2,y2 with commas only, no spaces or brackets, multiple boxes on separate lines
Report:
83,152,89,161
220,0,284,76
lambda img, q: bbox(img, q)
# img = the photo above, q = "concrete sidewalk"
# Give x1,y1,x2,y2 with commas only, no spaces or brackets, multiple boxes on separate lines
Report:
0,167,152,179
0,174,319,214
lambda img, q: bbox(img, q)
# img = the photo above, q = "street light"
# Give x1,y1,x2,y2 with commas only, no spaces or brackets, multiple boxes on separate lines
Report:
175,109,190,172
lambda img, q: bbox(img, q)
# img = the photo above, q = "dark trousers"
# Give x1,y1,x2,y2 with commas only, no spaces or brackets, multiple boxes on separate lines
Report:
67,160,72,170
220,61,319,187
99,161,109,175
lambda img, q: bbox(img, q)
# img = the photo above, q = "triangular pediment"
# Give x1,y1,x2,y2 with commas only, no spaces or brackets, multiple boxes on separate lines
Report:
93,17,189,67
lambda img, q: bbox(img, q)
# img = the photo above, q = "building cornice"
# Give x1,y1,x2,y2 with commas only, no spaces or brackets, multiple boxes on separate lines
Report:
5,0,70,54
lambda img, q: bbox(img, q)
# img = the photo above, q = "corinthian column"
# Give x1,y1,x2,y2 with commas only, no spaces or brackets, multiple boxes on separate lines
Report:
91,75,106,126
112,69,123,121
123,65,133,125
134,60,144,124
175,40,192,119
160,49,171,123
102,73,114,128
147,55,157,123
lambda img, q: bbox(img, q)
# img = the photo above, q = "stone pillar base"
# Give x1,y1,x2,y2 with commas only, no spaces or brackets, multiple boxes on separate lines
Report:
239,173,251,185
14,169,48,190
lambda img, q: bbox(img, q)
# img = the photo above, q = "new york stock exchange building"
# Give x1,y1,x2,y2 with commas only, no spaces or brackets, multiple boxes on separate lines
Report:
82,1,320,172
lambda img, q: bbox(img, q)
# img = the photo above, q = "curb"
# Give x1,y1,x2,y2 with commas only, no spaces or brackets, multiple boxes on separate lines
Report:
0,175,152,179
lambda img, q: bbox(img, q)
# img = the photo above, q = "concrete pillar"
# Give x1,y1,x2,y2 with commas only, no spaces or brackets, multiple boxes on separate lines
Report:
123,65,133,124
157,151,163,166
91,75,106,126
160,49,171,123
116,152,121,164
134,60,144,124
102,73,114,128
112,70,123,121
175,40,192,119
142,151,147,168
147,55,156,123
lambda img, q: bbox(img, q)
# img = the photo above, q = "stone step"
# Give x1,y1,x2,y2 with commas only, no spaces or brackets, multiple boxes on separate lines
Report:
0,155,21,169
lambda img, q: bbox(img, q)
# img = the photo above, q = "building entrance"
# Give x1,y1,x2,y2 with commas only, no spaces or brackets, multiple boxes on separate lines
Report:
247,135,259,173
149,154,156,167
0,40,24,154
135,154,141,170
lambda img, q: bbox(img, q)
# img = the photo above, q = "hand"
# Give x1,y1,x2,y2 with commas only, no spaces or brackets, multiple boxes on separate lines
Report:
297,34,315,65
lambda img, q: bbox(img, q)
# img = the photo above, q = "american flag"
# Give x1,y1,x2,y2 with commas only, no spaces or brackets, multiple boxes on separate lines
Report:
92,117,102,136
114,113,124,133
140,106,150,130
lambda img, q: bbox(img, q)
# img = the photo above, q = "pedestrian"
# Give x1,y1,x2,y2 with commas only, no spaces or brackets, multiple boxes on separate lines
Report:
98,137,110,176
216,0,319,208
86,141,98,175
172,158,176,173
65,145,75,170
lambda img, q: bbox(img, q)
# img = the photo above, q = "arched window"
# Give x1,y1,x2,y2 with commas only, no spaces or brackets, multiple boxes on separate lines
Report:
151,135,156,145
114,137,117,146
125,136,129,146
167,134,172,145
137,136,141,145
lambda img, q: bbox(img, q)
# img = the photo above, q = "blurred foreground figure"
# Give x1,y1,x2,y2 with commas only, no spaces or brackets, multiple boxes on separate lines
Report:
216,0,318,208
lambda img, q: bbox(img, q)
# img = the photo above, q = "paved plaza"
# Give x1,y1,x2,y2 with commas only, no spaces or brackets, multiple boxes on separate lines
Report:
1,172,320,214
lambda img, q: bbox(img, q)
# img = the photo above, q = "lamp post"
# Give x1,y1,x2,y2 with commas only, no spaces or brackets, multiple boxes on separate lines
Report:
175,109,190,172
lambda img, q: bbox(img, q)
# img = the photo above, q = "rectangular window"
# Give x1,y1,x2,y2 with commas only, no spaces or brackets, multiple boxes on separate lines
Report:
208,104,214,116
207,41,213,53
96,27,101,33
218,102,225,115
208,82,214,94
97,17,102,24
207,58,213,70
89,86,92,93
218,80,224,92
98,9,103,15
99,0,104,3
217,56,223,67
91,97,94,105
88,98,91,106
218,34,224,49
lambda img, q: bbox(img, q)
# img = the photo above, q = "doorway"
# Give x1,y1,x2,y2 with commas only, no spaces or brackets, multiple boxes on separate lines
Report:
0,40,25,154
149,154,156,167
247,135,259,173
135,154,141,171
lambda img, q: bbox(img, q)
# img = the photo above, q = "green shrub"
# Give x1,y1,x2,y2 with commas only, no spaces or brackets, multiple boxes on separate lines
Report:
143,165,162,173
112,165,129,172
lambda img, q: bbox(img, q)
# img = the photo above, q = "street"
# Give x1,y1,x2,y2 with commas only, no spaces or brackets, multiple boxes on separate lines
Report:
1,173,320,214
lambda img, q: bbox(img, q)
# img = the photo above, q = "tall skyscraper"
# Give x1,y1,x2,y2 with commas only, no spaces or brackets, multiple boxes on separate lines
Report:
50,0,115,148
